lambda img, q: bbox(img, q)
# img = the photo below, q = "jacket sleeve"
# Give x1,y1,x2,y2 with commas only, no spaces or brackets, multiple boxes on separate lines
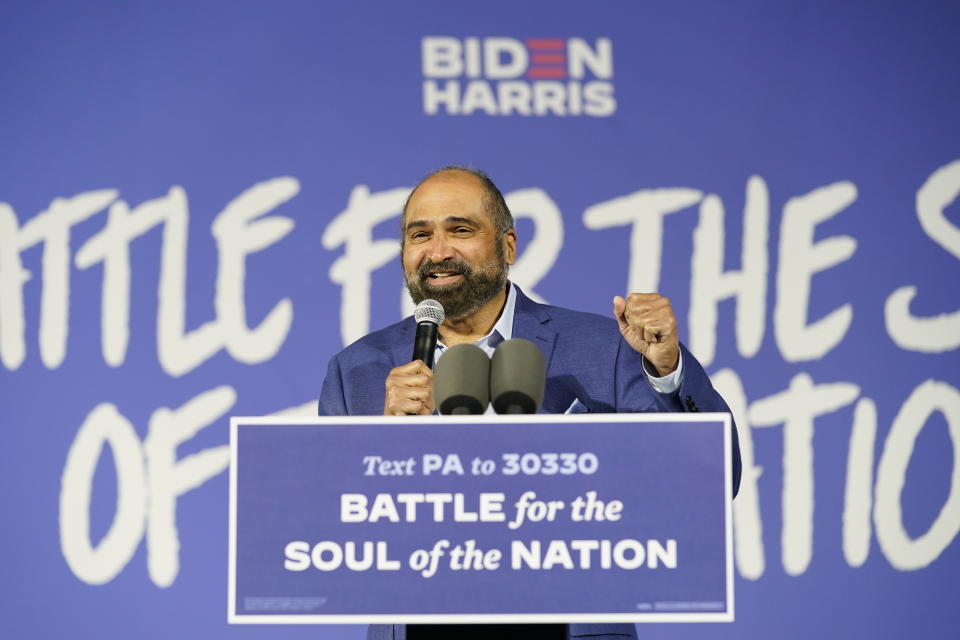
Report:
674,343,742,497
616,339,742,497
318,355,348,416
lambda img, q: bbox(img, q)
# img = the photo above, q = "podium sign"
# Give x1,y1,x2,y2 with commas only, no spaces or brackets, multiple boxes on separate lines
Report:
228,414,734,624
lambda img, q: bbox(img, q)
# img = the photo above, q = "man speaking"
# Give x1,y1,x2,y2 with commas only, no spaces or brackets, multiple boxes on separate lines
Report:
319,166,742,640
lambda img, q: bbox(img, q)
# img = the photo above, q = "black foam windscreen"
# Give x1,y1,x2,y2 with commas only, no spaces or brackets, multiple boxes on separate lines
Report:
490,339,546,414
433,344,491,415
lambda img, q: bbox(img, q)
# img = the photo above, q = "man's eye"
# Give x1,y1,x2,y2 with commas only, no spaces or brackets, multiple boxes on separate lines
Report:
410,232,429,241
454,227,473,235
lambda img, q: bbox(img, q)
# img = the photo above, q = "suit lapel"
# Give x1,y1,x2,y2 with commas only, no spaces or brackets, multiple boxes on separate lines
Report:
511,285,558,372
391,318,416,368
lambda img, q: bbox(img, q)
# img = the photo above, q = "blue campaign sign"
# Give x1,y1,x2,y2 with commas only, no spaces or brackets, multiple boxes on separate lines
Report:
229,414,733,624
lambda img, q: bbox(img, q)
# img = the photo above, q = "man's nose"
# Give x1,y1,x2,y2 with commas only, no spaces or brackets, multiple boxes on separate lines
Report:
426,234,455,263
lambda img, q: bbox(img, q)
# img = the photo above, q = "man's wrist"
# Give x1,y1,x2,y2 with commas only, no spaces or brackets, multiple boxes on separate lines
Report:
643,351,684,394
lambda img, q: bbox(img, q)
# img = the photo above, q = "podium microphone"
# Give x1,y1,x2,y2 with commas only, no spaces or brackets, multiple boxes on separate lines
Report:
490,339,546,414
412,299,444,368
434,344,491,415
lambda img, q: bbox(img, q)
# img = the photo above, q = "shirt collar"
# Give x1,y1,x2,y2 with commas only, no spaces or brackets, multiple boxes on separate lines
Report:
437,282,516,352
491,281,517,342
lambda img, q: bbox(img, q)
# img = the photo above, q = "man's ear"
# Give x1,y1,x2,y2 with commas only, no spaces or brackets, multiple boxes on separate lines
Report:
503,228,518,265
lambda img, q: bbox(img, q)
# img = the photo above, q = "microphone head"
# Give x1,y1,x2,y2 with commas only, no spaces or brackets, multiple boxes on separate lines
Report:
433,344,491,415
414,299,445,326
490,339,546,414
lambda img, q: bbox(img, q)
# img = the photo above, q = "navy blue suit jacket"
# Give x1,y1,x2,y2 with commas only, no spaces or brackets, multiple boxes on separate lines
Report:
319,287,742,640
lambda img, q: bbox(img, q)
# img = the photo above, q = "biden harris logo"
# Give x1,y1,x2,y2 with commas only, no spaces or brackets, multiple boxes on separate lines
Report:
421,37,616,117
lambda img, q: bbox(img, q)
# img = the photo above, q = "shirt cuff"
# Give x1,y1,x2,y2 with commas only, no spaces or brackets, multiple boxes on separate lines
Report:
643,351,683,394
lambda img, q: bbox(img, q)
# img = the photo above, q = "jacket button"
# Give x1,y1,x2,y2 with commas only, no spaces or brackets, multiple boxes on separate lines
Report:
685,395,698,412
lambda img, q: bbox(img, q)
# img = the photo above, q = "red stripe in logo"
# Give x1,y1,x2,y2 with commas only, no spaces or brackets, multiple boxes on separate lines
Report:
526,38,568,79
525,38,565,50
532,53,566,64
526,67,566,79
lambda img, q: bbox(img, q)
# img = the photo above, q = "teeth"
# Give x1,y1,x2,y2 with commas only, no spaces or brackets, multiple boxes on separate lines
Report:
431,272,457,277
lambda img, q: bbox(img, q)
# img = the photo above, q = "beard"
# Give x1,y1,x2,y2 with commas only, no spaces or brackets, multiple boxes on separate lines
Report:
405,246,508,320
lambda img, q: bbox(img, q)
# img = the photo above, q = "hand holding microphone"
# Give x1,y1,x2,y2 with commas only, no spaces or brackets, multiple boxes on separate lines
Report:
384,298,546,416
383,299,444,416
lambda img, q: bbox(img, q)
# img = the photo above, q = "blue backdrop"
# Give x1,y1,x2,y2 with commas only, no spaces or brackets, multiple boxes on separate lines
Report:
1,1,958,638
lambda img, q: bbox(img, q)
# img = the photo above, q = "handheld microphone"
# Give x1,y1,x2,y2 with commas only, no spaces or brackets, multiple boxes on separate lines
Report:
490,339,546,414
433,344,491,414
412,299,444,368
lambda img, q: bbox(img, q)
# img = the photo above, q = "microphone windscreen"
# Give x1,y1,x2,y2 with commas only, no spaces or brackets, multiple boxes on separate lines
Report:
433,344,490,415
414,299,445,326
490,339,546,414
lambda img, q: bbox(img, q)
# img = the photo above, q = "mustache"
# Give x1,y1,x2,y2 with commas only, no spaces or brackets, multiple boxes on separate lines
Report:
417,259,473,282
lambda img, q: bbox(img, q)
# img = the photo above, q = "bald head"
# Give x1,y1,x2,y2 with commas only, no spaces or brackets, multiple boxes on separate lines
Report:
401,166,514,246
